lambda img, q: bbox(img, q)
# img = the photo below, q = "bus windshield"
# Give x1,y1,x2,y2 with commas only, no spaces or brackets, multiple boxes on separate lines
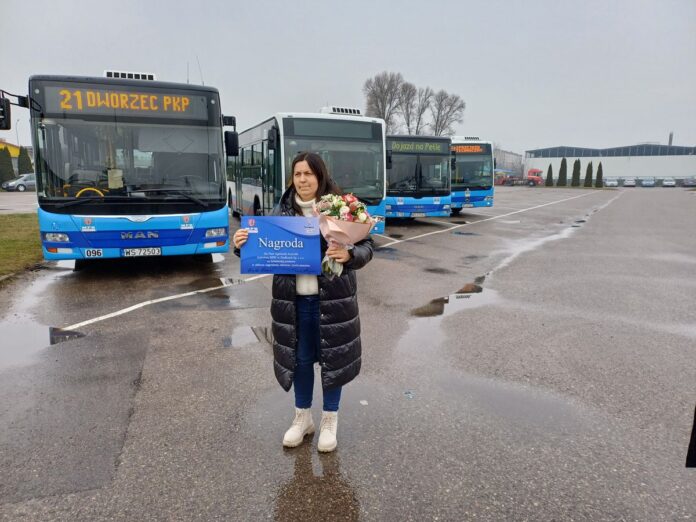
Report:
453,154,493,190
284,138,384,202
388,154,450,193
34,118,224,201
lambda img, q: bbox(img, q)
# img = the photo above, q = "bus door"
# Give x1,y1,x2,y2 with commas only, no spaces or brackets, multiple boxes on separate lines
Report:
262,140,275,215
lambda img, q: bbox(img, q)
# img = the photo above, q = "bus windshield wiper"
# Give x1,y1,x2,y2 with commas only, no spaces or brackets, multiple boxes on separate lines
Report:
55,195,132,208
130,188,209,208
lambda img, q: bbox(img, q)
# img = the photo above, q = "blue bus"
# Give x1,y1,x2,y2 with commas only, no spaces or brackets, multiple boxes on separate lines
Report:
450,137,494,213
23,74,234,261
228,108,386,233
385,135,452,218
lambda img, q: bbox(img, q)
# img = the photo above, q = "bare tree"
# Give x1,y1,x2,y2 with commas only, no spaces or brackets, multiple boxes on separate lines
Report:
429,90,465,136
397,82,417,135
363,71,403,134
413,87,433,135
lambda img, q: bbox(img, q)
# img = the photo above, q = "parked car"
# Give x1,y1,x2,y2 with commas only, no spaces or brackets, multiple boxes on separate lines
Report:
623,177,636,187
641,177,656,187
604,178,619,187
1,173,36,192
681,177,696,187
662,177,676,187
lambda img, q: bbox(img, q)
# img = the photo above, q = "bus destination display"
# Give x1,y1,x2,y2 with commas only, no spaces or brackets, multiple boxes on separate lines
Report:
452,144,491,154
42,85,209,120
390,140,449,154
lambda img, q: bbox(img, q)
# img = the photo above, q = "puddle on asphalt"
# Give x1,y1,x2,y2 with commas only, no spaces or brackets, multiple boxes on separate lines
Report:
223,326,274,349
424,267,457,275
451,231,479,236
411,287,499,317
0,269,83,369
491,226,576,275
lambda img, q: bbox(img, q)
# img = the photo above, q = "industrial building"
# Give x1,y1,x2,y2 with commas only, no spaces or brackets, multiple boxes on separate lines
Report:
524,143,696,182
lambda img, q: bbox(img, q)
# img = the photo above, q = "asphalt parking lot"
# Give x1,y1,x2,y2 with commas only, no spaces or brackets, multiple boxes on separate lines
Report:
1,186,695,520
0,192,37,214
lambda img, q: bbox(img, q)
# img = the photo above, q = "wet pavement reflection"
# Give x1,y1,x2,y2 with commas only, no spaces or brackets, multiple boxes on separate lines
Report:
274,443,359,522
0,269,81,369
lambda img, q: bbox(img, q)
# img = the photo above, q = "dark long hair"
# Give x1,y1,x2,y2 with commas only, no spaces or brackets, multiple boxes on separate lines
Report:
289,152,341,214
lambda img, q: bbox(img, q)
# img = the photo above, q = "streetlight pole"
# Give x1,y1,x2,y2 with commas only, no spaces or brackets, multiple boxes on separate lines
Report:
15,119,20,146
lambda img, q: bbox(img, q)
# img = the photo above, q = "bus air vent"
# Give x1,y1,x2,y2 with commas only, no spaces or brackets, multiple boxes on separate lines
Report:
464,136,480,140
320,106,362,116
104,70,157,81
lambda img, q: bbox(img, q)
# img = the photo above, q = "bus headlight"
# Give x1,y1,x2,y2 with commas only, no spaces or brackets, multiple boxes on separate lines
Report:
44,233,70,242
205,228,227,238
484,196,493,201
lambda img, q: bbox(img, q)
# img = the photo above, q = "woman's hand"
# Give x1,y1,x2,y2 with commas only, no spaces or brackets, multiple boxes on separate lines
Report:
233,228,249,249
326,244,351,263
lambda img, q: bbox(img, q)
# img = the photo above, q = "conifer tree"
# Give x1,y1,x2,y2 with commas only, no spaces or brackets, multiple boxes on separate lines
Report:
17,146,33,174
571,159,581,187
595,162,604,188
0,147,15,182
583,161,593,187
557,157,568,186
545,164,554,186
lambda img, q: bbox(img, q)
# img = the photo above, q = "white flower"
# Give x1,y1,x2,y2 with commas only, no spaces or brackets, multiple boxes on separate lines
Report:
357,212,367,223
339,206,350,216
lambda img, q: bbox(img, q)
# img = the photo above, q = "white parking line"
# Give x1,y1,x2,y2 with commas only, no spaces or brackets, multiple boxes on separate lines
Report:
63,273,269,331
62,191,602,331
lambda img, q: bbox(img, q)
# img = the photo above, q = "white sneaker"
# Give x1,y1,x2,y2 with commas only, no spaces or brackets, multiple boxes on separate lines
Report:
317,411,338,453
282,408,315,448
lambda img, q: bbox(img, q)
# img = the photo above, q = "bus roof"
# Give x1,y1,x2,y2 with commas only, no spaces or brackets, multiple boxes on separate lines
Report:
387,134,450,142
28,75,220,94
238,112,385,134
450,136,492,146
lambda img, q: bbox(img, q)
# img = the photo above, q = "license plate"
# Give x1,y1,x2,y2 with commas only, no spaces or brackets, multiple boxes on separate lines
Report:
84,249,103,258
122,247,161,257
411,212,426,217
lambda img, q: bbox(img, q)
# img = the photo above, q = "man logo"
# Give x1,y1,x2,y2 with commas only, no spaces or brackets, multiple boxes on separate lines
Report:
121,231,159,240
248,218,256,227
183,215,190,224
84,218,92,226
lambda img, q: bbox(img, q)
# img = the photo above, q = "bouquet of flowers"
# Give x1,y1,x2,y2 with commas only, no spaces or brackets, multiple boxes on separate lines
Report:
313,194,375,278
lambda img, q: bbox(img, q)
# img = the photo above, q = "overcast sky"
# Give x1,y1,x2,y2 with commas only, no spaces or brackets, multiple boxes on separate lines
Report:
1,0,694,153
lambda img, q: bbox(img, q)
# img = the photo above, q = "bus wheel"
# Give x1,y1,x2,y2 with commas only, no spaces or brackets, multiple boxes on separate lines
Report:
194,253,213,263
451,208,461,216
253,199,261,216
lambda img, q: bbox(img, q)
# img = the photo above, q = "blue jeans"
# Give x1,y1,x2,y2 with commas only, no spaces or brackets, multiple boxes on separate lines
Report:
294,296,342,412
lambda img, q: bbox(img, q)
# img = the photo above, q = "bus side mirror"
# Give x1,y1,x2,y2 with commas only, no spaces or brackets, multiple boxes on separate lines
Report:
386,150,392,169
225,131,239,157
0,98,11,130
222,115,236,128
494,158,497,168
267,127,278,151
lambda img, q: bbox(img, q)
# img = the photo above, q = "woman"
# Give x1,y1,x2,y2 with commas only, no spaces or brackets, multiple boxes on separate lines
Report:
233,152,374,452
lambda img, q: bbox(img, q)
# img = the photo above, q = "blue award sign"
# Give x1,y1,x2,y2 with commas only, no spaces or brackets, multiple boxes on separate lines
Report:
240,216,321,274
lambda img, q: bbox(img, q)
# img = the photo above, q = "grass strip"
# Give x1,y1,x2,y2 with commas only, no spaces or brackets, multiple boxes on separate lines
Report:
0,213,43,277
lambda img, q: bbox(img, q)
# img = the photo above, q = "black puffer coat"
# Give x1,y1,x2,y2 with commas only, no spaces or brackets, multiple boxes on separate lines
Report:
235,187,374,391
272,187,374,391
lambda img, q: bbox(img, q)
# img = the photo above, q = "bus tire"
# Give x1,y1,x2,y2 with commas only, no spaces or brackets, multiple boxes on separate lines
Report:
451,208,461,216
194,253,213,263
253,199,262,216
